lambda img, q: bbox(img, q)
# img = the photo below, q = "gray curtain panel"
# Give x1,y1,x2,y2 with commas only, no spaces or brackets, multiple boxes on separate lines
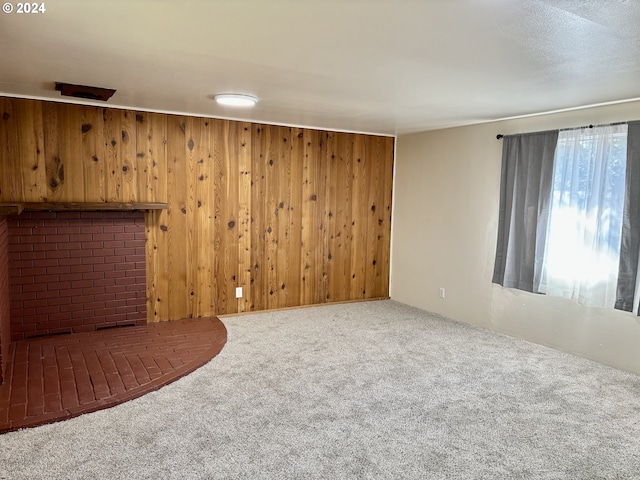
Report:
615,121,640,313
492,130,558,292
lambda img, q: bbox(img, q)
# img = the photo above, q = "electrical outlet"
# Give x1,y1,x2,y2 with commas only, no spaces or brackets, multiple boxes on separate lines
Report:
235,287,243,298
439,288,445,299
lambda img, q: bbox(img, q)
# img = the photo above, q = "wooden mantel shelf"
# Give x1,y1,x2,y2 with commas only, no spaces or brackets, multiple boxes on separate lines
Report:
0,202,168,215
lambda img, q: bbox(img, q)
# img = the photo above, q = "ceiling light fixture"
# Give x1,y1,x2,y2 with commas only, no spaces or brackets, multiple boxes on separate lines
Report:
214,94,258,107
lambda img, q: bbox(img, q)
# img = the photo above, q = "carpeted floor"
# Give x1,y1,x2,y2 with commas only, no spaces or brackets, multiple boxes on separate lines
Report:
1,300,639,479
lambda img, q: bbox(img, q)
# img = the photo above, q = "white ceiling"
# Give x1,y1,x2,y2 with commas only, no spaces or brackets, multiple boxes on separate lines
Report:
1,0,639,135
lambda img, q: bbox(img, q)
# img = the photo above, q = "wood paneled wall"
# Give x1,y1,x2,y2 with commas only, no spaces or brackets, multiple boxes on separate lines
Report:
0,97,394,321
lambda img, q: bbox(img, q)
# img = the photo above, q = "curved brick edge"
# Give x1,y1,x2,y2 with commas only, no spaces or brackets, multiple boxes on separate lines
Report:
0,317,227,434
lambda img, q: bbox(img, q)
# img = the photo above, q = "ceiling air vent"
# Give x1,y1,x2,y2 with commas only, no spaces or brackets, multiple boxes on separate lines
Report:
55,82,116,101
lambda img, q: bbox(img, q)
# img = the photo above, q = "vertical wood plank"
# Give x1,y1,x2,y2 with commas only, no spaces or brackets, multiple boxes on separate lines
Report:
81,106,106,202
275,127,291,308
141,112,169,323
42,101,63,201
136,112,166,203
212,120,241,315
58,104,85,201
190,117,212,317
16,100,46,201
165,115,189,318
300,129,320,305
317,130,330,304
237,122,252,313
223,121,241,314
250,124,268,311
185,116,198,317
287,128,304,306
351,135,369,298
265,125,280,309
0,99,22,201
120,110,137,202
212,119,224,314
334,133,354,301
146,209,164,323
364,135,387,299
103,107,123,202
324,131,338,302
380,136,395,296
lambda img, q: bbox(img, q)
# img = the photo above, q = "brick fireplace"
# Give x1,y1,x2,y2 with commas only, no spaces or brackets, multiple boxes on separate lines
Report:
0,217,10,384
6,211,147,342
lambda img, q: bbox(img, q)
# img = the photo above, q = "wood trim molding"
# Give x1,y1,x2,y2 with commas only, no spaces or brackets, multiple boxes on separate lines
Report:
0,205,23,215
0,202,168,213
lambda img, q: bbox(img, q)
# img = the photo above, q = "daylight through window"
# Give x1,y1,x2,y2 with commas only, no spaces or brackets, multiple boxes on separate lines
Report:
538,125,628,307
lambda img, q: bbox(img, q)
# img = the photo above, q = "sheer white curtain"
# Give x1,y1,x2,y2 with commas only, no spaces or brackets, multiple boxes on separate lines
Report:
538,124,628,307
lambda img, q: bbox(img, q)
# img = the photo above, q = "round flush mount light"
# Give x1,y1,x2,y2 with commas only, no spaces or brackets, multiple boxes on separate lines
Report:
214,94,258,107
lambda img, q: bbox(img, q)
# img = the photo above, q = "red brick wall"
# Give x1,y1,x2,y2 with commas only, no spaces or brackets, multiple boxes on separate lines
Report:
7,212,147,341
0,217,10,383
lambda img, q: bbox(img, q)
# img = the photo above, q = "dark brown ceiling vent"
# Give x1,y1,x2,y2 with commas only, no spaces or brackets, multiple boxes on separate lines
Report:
55,82,116,101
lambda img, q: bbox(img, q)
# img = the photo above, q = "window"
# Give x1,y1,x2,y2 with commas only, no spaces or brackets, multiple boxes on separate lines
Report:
538,125,628,307
493,121,640,313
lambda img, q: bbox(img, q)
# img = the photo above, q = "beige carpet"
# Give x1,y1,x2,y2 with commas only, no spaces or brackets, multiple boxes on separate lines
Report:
1,300,639,479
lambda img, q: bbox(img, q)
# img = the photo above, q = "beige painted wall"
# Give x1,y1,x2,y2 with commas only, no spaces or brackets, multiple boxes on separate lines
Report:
391,100,640,374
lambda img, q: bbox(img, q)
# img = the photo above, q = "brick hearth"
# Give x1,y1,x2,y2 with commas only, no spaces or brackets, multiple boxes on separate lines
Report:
0,316,227,433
